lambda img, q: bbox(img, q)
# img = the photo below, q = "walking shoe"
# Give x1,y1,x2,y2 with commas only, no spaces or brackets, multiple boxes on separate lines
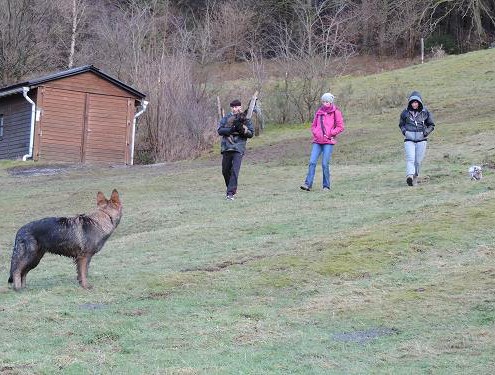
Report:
300,184,311,191
226,194,235,200
406,175,413,186
322,187,331,191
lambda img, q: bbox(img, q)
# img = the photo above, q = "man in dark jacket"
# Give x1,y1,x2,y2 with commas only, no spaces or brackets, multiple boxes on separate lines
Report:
399,91,435,186
217,99,254,200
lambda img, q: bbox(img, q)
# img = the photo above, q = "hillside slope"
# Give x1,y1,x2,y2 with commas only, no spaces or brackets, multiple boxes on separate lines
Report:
248,49,495,168
0,50,494,374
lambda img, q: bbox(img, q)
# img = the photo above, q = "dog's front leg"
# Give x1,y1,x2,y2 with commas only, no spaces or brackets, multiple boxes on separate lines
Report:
76,256,92,289
12,271,22,291
86,256,92,278
21,273,27,289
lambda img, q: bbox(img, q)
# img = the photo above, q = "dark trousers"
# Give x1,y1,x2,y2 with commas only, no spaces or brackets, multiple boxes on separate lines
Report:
222,151,243,195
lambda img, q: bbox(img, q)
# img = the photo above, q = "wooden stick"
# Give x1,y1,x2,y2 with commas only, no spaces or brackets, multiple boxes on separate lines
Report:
216,96,223,120
246,91,258,119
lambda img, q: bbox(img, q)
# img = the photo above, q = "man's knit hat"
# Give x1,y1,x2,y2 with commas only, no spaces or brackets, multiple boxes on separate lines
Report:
230,99,241,107
321,93,334,103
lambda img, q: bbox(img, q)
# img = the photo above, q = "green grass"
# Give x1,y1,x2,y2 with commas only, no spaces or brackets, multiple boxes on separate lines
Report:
0,49,494,374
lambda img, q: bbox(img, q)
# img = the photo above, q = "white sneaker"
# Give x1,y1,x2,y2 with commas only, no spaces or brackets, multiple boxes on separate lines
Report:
226,194,235,200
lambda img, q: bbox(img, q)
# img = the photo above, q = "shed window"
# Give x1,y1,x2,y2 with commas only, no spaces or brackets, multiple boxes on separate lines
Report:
0,114,3,140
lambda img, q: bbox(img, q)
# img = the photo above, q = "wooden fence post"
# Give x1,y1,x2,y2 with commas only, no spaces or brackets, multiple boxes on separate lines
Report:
216,96,224,120
246,91,261,136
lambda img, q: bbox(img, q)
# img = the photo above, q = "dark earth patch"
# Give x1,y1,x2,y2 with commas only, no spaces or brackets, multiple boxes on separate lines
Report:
182,255,269,272
0,365,33,374
7,164,84,177
79,303,107,310
332,327,399,345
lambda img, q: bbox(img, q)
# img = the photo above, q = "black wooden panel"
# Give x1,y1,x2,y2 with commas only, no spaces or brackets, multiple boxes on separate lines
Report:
0,95,32,160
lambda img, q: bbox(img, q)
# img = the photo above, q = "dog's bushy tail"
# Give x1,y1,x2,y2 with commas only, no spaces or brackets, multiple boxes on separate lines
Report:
8,250,13,284
8,258,13,283
8,251,13,284
8,242,17,284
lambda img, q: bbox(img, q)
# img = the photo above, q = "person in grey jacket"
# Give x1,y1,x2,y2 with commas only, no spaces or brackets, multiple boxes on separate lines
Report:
217,99,254,200
399,91,435,186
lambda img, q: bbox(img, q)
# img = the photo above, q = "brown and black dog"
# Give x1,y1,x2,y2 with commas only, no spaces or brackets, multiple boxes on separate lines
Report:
8,190,122,290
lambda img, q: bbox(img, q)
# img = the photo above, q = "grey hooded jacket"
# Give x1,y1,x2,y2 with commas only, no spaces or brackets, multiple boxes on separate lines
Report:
399,91,435,142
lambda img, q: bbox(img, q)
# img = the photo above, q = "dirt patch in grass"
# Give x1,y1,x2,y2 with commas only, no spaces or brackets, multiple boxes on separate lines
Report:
7,164,85,177
182,255,269,272
0,365,34,374
146,291,173,300
332,327,399,345
121,309,147,317
79,303,107,310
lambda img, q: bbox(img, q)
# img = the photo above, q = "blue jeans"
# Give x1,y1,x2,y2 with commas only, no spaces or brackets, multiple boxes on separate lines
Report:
304,143,334,188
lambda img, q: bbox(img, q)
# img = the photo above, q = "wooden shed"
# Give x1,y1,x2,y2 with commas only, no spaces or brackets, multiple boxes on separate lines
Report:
0,65,147,165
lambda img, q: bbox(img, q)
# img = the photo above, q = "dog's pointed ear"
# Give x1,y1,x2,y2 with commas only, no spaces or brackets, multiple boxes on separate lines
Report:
110,189,120,204
96,191,107,207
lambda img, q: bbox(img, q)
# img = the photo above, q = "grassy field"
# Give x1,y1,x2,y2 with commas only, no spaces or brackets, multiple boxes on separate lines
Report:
0,49,494,374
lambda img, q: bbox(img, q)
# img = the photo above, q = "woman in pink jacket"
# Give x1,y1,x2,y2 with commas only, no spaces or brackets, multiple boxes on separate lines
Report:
300,92,345,191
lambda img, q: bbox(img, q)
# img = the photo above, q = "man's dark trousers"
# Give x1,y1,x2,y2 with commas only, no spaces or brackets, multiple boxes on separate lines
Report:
222,151,243,195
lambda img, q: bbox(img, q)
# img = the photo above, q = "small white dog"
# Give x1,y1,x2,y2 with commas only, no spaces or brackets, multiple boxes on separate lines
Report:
468,165,483,180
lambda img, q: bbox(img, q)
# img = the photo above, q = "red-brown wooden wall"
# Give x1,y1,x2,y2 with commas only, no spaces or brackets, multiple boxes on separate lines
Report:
33,72,139,164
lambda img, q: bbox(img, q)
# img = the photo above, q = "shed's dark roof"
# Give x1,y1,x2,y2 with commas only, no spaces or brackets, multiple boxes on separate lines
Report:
0,65,146,99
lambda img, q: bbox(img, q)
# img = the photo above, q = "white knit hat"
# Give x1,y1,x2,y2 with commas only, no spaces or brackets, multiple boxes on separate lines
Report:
321,92,334,103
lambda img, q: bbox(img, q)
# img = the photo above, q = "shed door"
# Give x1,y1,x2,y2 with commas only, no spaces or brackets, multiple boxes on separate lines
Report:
83,94,131,164
38,88,85,162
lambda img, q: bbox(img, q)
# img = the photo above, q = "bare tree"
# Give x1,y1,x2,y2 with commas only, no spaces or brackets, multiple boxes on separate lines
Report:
38,0,91,69
92,0,157,82
210,0,256,63
139,54,217,161
422,0,495,50
350,0,492,56
267,0,357,123
190,0,220,65
65,0,88,68
90,0,217,163
0,0,55,85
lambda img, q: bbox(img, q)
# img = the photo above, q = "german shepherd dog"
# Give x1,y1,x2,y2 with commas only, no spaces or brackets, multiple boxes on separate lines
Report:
8,189,122,290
